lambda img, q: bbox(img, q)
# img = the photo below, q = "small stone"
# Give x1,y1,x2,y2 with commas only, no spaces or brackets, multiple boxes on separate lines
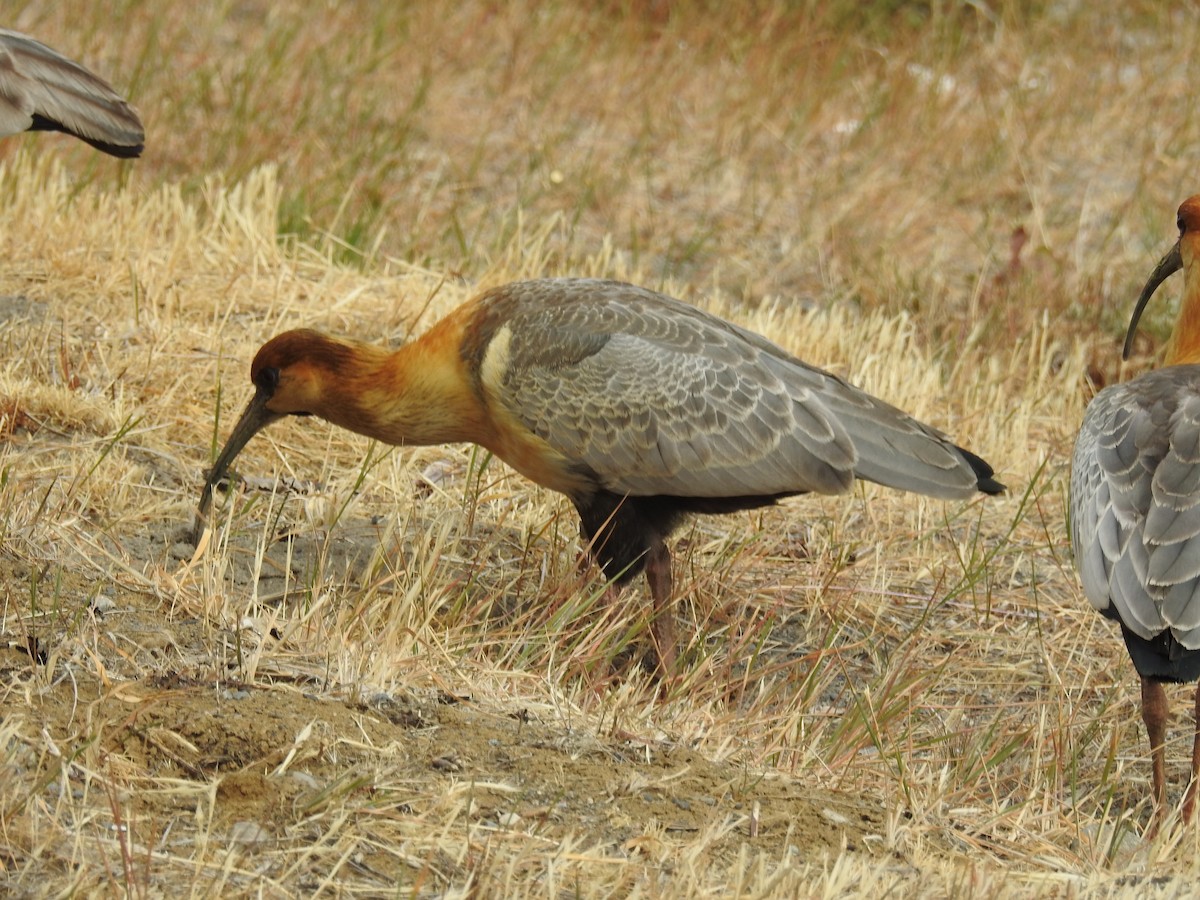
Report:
229,821,272,847
821,808,849,826
289,771,322,790
431,754,461,772
90,594,116,615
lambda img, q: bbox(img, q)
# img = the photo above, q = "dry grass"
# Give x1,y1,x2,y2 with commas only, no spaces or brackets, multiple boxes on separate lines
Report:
2,1,1200,896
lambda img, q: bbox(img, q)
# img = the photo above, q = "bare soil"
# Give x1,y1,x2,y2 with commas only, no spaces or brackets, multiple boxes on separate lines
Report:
3,525,891,891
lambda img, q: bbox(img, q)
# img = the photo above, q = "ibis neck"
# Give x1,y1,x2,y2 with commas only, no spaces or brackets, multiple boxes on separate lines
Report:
1166,266,1200,366
318,338,484,447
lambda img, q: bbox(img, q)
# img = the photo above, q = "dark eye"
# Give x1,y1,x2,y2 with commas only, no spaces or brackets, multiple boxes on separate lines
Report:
255,367,280,392
1179,215,1186,236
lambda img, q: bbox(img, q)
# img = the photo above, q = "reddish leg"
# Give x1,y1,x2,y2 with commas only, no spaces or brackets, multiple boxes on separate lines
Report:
1142,677,1169,833
1184,683,1200,825
644,538,676,675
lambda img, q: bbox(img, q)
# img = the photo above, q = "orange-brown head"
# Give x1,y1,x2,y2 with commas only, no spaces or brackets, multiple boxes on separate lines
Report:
248,329,360,416
194,329,377,534
1123,195,1200,364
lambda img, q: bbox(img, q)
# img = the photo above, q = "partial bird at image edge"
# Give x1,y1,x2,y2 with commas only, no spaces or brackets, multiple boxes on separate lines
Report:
1072,194,1200,834
0,28,144,157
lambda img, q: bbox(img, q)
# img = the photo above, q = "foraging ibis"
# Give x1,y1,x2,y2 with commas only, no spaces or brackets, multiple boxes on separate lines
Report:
1072,195,1200,830
197,278,1003,670
0,29,143,157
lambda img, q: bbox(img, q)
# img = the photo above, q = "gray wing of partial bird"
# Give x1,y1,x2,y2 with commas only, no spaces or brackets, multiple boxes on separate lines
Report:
0,29,143,156
1071,365,1200,648
486,278,991,501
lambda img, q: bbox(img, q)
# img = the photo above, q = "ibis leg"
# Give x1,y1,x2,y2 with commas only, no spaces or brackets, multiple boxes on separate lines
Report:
1185,684,1200,825
1142,676,1169,831
644,538,675,673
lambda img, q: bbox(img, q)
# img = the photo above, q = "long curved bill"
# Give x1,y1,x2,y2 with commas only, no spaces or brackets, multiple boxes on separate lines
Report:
192,387,284,542
1123,241,1183,360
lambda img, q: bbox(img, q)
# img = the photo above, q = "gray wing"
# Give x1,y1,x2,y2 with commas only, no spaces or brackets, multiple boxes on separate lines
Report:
486,278,988,500
1071,366,1200,648
0,29,143,156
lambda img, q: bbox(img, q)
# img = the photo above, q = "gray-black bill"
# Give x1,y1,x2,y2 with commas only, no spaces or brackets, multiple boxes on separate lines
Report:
1124,241,1183,361
192,387,283,542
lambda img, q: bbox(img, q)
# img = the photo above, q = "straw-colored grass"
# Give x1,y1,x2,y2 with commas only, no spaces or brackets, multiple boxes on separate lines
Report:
3,1,1200,896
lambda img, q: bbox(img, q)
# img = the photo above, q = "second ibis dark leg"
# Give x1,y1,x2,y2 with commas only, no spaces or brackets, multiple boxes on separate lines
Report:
1142,676,1169,831
1184,684,1200,825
